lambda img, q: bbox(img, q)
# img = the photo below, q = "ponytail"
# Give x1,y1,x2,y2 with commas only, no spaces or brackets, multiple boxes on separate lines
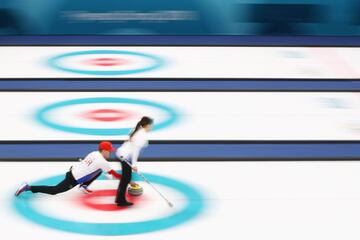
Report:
129,122,142,139
129,116,153,139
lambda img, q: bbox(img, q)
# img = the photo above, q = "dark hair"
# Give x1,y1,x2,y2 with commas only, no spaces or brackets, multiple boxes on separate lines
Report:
129,116,153,139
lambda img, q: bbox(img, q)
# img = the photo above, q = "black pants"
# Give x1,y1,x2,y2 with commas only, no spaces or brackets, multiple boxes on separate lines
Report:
30,170,101,195
115,161,132,203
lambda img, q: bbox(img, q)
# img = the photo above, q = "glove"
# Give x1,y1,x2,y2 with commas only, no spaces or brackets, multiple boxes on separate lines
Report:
105,173,115,180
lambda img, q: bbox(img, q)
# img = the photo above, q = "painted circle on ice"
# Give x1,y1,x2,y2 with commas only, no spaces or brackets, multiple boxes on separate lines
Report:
80,108,135,122
79,189,143,211
34,97,179,136
13,173,205,236
84,57,129,67
47,50,164,75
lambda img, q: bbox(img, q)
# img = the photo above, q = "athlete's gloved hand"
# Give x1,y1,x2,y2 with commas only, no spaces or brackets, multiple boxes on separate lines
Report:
105,173,115,180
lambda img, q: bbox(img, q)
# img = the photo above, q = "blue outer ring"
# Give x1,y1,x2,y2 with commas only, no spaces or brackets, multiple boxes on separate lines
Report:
34,97,179,136
47,50,165,75
13,173,205,236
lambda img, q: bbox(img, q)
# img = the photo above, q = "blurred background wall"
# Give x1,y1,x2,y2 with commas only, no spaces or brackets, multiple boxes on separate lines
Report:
0,0,359,35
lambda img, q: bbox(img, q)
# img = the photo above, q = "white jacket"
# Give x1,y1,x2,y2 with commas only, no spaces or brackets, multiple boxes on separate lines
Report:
116,128,148,166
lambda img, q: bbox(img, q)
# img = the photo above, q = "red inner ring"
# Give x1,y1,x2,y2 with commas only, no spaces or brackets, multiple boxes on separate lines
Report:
79,189,143,211
81,109,134,122
83,57,129,67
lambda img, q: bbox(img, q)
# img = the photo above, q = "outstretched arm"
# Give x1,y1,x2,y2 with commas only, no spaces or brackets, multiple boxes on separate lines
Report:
107,169,122,179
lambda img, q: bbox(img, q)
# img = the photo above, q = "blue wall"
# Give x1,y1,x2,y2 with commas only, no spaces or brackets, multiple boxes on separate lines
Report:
0,0,359,35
